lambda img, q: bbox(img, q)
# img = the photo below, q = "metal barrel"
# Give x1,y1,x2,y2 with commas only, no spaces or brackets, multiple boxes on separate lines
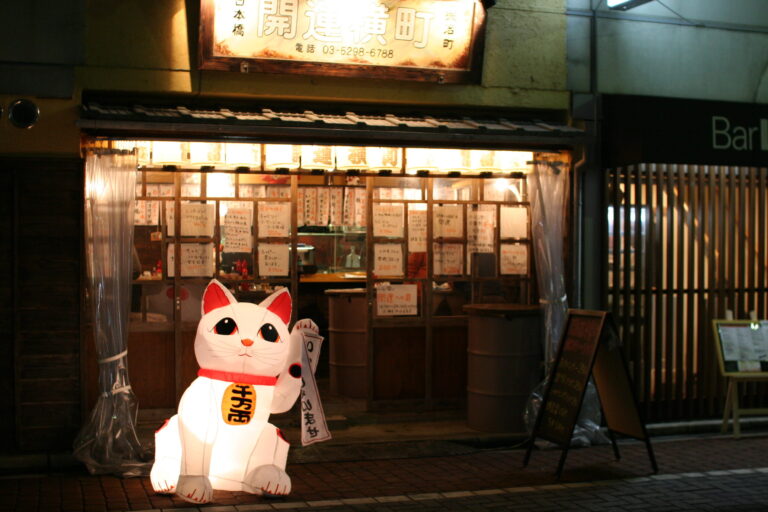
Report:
465,304,542,433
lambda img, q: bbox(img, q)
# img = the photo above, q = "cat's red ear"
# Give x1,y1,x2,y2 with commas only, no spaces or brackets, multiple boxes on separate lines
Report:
202,279,237,315
260,288,291,325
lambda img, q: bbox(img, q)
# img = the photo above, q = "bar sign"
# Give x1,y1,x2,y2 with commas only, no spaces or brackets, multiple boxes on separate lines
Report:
762,119,768,151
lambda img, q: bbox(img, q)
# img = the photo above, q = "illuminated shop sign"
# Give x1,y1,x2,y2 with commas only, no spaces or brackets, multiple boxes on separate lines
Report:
199,0,486,83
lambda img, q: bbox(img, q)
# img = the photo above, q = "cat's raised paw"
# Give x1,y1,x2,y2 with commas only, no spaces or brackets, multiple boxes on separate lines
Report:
176,474,213,504
244,464,292,496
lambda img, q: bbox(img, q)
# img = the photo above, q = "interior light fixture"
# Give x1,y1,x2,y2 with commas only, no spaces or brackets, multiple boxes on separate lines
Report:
607,0,654,10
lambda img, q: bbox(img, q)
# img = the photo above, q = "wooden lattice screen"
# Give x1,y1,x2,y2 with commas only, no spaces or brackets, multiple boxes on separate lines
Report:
606,164,768,422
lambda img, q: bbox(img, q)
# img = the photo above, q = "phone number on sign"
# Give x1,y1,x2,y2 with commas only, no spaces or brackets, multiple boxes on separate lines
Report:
322,46,394,59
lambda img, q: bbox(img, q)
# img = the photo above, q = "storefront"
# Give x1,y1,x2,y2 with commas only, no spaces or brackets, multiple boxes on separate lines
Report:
1,0,578,458
79,100,581,423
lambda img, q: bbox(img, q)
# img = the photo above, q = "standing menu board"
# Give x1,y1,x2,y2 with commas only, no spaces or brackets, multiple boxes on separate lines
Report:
524,310,656,477
712,320,768,375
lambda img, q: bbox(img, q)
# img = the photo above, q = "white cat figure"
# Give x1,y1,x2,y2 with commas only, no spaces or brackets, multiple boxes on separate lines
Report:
150,279,307,504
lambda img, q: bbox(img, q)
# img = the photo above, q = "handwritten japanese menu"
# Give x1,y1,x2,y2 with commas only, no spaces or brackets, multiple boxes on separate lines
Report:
373,203,404,238
258,202,291,237
134,200,160,226
179,203,216,237
433,205,463,238
167,243,215,277
374,243,403,277
222,207,253,253
467,209,495,253
500,243,528,275
433,243,463,275
408,209,427,252
258,243,290,276
376,284,418,316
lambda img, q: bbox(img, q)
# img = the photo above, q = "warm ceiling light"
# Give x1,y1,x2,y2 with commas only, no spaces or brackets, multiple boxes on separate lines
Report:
607,0,654,10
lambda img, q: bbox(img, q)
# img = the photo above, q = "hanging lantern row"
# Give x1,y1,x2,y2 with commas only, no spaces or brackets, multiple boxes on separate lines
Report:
120,141,533,175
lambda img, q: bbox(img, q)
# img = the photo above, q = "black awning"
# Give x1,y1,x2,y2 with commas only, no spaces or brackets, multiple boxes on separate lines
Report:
78,101,583,150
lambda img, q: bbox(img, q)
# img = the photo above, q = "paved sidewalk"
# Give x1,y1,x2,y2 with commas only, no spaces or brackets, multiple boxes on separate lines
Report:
1,433,768,511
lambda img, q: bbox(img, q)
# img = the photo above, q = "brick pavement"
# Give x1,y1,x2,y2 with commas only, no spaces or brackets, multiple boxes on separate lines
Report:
1,434,768,511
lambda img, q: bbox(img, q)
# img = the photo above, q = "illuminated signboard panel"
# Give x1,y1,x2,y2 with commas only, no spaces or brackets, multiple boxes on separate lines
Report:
199,0,486,83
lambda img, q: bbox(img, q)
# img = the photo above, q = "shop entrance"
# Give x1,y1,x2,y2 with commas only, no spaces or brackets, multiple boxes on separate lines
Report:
83,141,548,431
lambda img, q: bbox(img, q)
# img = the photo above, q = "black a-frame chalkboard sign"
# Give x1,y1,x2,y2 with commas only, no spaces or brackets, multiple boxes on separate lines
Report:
523,309,657,478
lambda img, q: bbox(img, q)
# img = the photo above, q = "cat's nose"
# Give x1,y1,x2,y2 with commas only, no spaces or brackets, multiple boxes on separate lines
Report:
241,338,254,347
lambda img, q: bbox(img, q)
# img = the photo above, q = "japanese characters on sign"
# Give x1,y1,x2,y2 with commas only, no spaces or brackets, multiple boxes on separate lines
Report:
203,0,482,81
376,283,418,316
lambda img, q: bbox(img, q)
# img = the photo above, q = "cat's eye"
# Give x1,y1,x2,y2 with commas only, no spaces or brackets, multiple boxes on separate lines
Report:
258,323,280,343
214,317,238,335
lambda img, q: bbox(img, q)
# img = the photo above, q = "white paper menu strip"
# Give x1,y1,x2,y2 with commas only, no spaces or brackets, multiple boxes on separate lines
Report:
258,243,290,276
167,243,215,277
330,188,344,226
258,202,292,238
373,203,404,238
408,209,428,253
377,284,418,317
500,243,528,275
500,206,528,239
374,243,403,277
468,209,495,253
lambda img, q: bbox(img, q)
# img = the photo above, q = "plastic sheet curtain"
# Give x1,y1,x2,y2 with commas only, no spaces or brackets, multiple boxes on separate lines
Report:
527,159,604,446
529,160,569,367
73,149,151,476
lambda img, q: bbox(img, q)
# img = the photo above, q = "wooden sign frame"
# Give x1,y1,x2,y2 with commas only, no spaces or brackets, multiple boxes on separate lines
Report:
523,309,657,478
711,319,768,437
198,0,487,84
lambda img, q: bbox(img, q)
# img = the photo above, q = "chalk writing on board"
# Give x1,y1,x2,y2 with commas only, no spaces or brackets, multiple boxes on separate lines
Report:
537,314,603,446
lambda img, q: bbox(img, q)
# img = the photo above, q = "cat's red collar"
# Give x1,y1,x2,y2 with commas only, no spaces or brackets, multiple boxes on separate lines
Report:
198,368,277,386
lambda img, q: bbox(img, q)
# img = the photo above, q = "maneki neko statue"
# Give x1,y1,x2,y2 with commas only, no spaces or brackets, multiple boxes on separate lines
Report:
150,279,318,503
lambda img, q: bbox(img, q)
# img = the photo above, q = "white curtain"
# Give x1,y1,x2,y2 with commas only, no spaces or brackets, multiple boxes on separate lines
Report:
529,160,569,367
73,149,150,476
